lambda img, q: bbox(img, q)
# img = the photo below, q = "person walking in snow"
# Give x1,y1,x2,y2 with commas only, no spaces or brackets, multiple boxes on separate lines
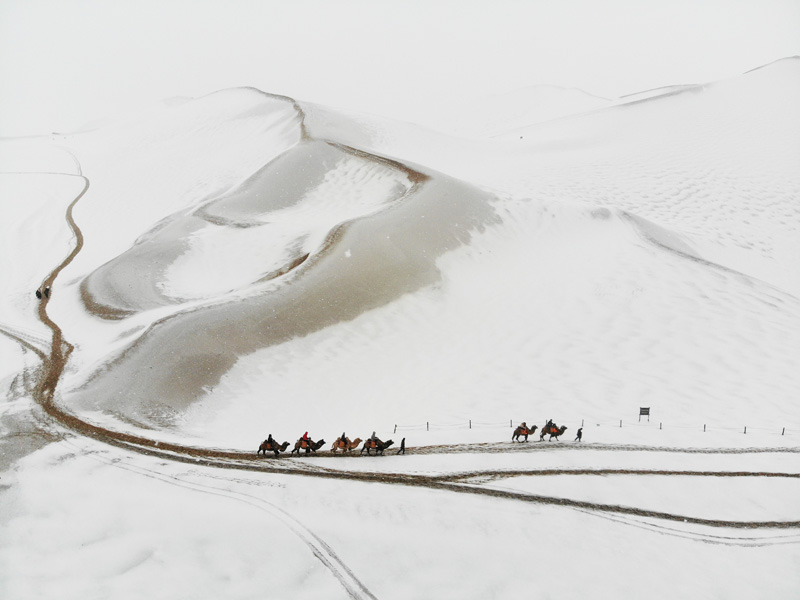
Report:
574,428,583,442
396,437,406,455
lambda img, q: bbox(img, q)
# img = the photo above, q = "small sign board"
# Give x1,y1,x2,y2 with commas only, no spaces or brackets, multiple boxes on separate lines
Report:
639,407,650,422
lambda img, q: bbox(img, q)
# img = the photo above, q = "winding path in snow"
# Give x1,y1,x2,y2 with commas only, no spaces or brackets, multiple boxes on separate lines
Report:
34,173,88,399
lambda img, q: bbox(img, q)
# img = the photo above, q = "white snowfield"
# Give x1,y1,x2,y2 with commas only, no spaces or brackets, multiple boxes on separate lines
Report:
1,59,799,599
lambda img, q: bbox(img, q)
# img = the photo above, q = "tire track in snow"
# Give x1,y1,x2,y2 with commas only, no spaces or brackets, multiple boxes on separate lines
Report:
60,437,379,600
568,506,800,547
32,403,800,533
0,325,48,359
437,468,800,482
409,441,800,456
44,433,800,531
32,406,800,533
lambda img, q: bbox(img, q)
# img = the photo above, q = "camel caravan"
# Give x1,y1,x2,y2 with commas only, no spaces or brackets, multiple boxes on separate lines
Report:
257,419,573,458
257,431,395,458
511,420,568,442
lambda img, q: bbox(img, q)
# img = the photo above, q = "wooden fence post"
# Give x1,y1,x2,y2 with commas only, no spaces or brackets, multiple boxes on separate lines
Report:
469,420,472,429
619,420,622,428
394,424,397,434
744,426,747,434
782,427,785,436
427,422,429,431
704,424,706,432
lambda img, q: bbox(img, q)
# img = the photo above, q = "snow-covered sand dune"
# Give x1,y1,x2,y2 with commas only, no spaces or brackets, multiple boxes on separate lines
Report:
2,60,799,599
305,58,800,295
0,60,797,445
1,71,797,433
27,58,797,446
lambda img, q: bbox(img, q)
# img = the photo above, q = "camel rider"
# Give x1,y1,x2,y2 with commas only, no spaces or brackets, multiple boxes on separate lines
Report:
340,431,348,449
267,433,275,449
520,421,528,433
370,431,380,448
301,431,310,448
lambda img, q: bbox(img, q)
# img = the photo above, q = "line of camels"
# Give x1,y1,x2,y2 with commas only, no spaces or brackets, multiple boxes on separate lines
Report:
257,436,395,458
257,421,567,458
512,422,567,442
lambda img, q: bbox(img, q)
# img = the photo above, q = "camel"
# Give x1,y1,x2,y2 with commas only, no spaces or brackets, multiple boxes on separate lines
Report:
257,439,289,458
361,439,394,456
291,438,326,455
512,424,538,442
539,424,568,441
331,437,362,453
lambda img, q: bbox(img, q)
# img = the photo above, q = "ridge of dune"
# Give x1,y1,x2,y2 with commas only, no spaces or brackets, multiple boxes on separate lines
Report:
302,62,800,298
743,54,800,74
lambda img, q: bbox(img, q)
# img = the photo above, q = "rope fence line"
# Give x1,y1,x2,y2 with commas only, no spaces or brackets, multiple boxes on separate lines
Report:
390,418,795,437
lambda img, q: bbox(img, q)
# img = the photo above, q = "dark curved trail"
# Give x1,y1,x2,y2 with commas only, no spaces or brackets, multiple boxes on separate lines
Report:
35,174,89,399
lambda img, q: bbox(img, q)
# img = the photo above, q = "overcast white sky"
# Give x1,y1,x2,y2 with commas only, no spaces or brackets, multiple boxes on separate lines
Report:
1,0,799,136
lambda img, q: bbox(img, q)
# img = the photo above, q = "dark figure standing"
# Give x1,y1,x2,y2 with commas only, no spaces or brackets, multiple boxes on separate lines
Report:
396,438,406,455
575,428,583,442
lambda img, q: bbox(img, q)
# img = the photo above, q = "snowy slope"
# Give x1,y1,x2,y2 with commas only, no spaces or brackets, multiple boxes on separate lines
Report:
416,84,613,137
304,58,800,296
1,60,799,600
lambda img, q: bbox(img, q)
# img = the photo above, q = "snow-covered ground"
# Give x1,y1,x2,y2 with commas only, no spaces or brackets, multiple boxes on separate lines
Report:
1,60,799,599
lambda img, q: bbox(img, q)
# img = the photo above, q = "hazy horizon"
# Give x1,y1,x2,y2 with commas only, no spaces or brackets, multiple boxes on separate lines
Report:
2,0,799,136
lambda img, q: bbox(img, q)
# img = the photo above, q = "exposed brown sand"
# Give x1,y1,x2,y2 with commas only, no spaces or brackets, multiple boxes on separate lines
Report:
78,141,347,316
67,144,499,424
